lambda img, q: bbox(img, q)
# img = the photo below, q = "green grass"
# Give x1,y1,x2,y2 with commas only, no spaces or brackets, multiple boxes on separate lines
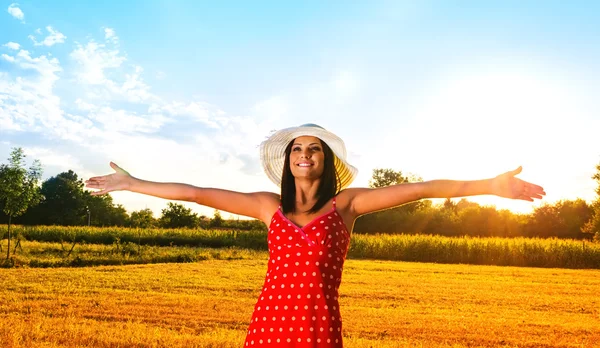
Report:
2,241,268,268
349,234,600,269
2,224,267,249
2,224,600,269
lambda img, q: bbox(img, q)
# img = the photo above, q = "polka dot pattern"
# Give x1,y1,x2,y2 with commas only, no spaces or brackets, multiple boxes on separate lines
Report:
244,198,350,347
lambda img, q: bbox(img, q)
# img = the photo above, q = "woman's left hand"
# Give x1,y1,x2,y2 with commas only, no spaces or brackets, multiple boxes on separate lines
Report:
491,166,546,201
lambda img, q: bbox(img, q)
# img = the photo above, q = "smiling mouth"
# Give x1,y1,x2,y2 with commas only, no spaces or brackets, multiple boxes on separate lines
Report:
297,163,313,167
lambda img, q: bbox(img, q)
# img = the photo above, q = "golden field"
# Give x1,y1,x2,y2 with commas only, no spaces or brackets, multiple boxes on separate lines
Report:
1,259,599,347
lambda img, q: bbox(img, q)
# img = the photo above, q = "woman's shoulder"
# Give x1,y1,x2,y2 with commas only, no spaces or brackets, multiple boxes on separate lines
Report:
337,187,369,199
335,188,365,208
255,191,281,209
249,192,280,225
254,191,281,205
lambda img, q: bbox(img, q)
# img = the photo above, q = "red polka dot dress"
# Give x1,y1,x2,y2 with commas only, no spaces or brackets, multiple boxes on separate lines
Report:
244,197,351,347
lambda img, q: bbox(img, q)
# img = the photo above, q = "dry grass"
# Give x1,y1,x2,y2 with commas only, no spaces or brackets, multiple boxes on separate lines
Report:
0,259,599,347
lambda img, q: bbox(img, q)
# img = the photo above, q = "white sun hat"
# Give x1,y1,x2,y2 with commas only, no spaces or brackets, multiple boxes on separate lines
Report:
260,123,358,189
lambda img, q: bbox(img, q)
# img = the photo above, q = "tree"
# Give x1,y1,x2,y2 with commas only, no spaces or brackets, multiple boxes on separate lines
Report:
369,168,410,188
210,209,224,228
369,168,424,213
583,161,600,241
83,193,129,227
0,148,43,259
354,168,427,233
129,208,157,228
526,199,593,239
33,170,88,226
582,201,600,241
159,202,198,228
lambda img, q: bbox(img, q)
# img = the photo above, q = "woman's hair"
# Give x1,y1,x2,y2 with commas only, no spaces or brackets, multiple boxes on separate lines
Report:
281,138,340,214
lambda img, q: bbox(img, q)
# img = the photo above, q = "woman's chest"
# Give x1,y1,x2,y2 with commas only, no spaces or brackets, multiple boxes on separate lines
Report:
268,210,350,252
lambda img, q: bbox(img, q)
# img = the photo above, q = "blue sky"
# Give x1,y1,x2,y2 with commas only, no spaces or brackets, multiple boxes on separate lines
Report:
1,1,599,218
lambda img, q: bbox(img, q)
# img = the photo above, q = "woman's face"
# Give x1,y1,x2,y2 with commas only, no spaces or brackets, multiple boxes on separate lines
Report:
289,136,325,180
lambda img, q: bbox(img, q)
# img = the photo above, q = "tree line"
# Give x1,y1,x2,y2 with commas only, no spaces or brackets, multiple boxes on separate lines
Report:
2,148,600,242
356,168,600,241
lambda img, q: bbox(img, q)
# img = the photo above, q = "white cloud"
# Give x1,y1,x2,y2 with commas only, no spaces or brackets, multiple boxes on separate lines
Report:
23,147,85,173
87,106,171,134
0,29,279,218
0,111,22,131
149,101,223,129
1,53,16,62
3,49,62,93
104,27,118,44
0,49,91,143
74,98,96,111
121,65,153,102
70,41,158,103
3,42,20,50
29,26,67,47
7,3,24,21
70,40,126,85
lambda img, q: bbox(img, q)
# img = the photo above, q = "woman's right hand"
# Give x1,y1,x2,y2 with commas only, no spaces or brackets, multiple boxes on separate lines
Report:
85,162,133,196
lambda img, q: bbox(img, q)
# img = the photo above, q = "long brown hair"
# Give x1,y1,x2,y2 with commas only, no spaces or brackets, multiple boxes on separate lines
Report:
280,138,340,214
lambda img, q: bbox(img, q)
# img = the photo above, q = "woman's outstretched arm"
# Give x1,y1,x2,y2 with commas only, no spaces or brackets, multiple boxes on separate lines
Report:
346,166,545,217
84,162,279,223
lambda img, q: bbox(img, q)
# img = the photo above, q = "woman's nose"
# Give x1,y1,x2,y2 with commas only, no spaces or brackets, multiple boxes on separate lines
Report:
300,149,311,158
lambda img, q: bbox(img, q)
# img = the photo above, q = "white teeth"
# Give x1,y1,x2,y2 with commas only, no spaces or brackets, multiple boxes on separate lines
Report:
298,163,311,167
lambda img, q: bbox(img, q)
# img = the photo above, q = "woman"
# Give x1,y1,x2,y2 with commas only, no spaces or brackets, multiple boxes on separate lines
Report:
85,123,545,347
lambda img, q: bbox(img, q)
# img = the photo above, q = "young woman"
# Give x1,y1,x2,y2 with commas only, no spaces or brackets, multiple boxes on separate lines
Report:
85,123,545,347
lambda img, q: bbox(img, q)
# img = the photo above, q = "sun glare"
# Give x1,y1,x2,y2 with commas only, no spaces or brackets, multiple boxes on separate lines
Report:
399,66,592,214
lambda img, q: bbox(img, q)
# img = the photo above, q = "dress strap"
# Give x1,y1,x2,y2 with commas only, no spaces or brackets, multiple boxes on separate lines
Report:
332,196,337,209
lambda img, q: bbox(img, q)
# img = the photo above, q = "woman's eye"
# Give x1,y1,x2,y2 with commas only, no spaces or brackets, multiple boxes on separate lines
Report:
311,147,321,151
292,147,301,151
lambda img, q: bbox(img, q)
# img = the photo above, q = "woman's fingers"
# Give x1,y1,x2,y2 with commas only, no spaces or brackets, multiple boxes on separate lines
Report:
509,166,523,177
110,162,130,175
86,179,105,186
522,180,544,192
84,163,124,197
110,162,120,171
85,177,108,189
90,189,108,196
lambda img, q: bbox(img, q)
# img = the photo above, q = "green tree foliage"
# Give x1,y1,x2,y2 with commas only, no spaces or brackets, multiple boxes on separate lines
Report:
128,208,157,228
369,168,422,188
222,219,266,231
83,193,128,226
457,206,503,237
582,161,600,241
355,168,426,232
0,148,43,259
210,209,224,228
30,170,88,226
159,202,198,228
12,171,129,227
594,162,600,197
526,199,593,239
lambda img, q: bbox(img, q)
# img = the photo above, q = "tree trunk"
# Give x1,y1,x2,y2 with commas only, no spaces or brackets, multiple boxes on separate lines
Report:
6,214,11,260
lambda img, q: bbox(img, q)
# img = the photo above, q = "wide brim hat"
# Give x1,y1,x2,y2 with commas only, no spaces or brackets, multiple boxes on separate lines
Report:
260,123,358,190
